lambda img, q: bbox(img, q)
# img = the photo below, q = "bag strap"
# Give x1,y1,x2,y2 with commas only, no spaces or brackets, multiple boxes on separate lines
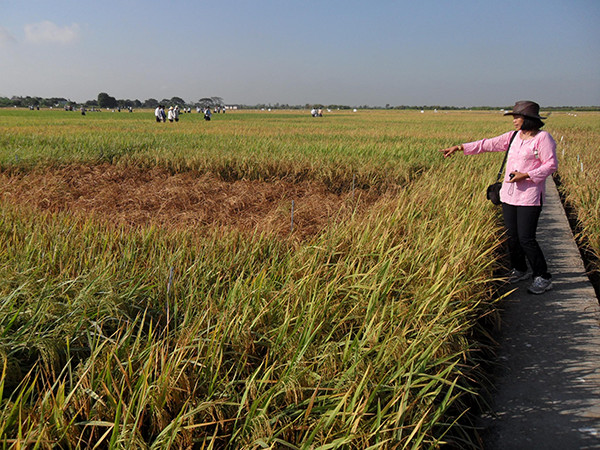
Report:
495,131,518,182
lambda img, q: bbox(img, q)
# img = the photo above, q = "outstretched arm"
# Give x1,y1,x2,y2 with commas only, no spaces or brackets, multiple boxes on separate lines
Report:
439,144,463,158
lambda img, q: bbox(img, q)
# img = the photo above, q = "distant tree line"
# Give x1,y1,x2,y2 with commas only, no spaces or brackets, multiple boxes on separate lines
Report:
0,93,227,110
232,103,600,111
1,94,598,111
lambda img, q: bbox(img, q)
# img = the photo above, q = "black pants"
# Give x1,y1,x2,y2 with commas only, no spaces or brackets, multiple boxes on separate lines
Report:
502,203,551,279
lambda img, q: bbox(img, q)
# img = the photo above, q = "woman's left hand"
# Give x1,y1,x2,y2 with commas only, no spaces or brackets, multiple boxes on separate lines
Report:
508,171,529,183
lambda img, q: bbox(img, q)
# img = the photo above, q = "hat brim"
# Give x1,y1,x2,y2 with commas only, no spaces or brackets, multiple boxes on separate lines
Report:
503,111,547,120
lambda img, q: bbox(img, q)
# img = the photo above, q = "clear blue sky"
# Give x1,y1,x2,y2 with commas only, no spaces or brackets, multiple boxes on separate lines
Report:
1,0,599,106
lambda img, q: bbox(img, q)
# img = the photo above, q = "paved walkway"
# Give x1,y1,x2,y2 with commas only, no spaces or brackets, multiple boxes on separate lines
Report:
479,178,600,449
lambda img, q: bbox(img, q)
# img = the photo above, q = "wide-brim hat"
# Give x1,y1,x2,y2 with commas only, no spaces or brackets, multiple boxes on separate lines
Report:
504,100,546,120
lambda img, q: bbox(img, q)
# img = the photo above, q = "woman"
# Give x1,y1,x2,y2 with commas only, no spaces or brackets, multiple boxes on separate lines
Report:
440,101,558,294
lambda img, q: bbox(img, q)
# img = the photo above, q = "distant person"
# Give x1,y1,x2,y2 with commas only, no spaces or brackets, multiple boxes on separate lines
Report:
167,106,175,122
174,106,180,122
439,101,558,294
204,107,212,121
155,105,162,122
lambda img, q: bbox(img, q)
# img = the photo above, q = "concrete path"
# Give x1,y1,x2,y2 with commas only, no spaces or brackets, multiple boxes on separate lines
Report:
479,178,600,449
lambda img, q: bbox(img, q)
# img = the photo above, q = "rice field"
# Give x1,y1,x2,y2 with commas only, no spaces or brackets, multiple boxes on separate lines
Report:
0,108,597,448
546,112,600,273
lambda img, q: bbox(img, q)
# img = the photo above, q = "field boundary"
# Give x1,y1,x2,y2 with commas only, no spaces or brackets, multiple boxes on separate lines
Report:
479,177,600,447
553,173,600,302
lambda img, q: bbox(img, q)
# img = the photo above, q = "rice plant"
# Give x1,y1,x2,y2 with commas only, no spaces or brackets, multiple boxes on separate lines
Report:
1,108,581,447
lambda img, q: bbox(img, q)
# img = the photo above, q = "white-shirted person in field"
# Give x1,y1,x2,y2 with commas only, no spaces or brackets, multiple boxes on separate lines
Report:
440,101,558,294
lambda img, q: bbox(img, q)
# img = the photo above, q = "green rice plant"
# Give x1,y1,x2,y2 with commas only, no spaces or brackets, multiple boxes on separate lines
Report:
0,108,526,447
0,109,502,191
548,113,600,264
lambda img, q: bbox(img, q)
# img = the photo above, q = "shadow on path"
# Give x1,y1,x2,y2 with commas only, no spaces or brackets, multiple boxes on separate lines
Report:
479,178,600,449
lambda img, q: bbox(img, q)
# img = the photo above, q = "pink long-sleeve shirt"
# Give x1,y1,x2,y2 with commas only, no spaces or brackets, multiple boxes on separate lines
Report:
463,130,558,206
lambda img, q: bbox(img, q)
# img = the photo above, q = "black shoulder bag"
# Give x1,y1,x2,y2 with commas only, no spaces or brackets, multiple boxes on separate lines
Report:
486,131,518,205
